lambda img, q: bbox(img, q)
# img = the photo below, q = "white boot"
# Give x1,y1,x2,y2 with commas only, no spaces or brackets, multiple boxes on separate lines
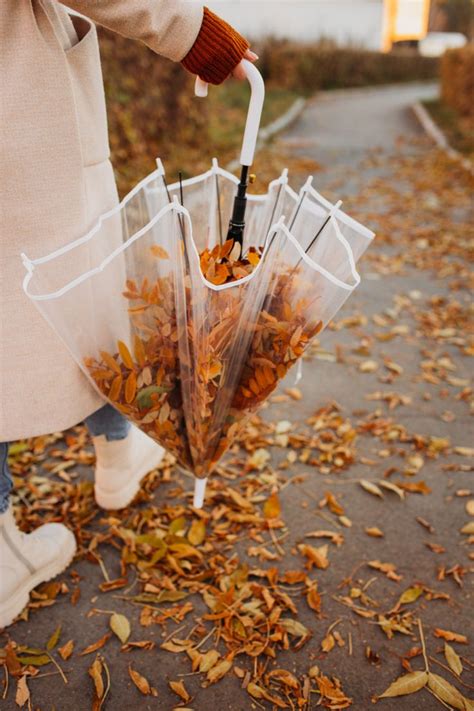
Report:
93,426,164,510
0,505,76,629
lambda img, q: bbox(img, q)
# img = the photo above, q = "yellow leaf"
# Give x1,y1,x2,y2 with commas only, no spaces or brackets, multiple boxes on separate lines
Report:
187,519,206,546
378,480,405,499
461,521,474,535
359,359,378,372
428,673,472,710
379,671,428,698
247,682,266,699
359,479,384,498
398,586,424,606
110,613,131,644
321,633,335,653
280,618,310,638
444,643,463,677
46,624,61,650
199,650,220,673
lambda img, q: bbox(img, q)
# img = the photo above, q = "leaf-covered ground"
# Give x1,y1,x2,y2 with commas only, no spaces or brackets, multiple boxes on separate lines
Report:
1,83,473,710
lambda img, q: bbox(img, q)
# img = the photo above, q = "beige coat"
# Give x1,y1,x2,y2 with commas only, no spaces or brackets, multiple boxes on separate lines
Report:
0,0,203,441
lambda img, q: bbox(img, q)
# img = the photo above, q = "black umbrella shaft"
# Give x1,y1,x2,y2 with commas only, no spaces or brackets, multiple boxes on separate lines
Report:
227,165,249,247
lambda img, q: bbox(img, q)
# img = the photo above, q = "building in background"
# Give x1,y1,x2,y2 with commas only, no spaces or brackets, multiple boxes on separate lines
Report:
207,0,432,51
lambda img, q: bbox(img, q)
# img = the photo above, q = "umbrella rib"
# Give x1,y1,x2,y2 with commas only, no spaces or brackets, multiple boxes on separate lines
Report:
264,181,284,249
215,172,223,246
178,171,186,238
286,212,332,282
289,190,307,232
162,173,188,269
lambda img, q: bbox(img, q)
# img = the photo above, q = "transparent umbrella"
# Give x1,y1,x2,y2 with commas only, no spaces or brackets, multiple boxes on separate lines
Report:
22,62,374,508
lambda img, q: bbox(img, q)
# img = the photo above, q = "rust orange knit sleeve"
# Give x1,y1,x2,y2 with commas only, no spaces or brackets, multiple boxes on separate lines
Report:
181,7,250,85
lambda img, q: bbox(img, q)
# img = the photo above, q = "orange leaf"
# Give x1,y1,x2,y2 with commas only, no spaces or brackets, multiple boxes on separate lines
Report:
118,340,135,369
150,244,169,259
434,628,468,644
263,492,281,519
125,372,137,404
100,351,121,375
108,375,122,402
128,665,157,696
80,633,111,656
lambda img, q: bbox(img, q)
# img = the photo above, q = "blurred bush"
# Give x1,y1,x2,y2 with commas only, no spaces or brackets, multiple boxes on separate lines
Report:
258,41,439,92
99,29,209,196
99,31,439,195
441,46,474,118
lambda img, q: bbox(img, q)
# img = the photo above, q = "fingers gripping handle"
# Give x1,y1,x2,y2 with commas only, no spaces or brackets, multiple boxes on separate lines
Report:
194,59,265,167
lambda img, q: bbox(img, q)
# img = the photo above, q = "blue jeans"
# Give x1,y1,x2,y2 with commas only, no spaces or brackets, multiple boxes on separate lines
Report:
0,405,130,514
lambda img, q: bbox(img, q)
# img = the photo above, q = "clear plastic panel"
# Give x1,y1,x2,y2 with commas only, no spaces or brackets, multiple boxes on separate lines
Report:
23,162,372,482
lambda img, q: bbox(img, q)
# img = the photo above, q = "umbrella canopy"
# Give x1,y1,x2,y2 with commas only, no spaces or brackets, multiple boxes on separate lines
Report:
21,64,374,507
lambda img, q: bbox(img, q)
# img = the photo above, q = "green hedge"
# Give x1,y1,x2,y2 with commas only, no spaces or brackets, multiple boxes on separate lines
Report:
258,41,439,92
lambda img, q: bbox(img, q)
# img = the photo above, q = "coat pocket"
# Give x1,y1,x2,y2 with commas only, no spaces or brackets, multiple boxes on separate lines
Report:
65,15,110,167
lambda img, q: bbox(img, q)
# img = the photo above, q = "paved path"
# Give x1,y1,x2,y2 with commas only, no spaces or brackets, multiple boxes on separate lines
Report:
282,82,439,163
3,82,472,711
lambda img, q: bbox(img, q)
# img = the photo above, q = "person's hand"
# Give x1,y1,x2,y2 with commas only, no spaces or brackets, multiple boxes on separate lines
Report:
232,49,259,80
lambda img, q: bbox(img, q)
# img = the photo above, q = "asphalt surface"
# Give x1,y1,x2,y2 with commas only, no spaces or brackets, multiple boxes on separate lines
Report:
2,81,473,711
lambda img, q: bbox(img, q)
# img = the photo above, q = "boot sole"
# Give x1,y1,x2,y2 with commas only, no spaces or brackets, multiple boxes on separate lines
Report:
0,529,76,629
94,449,164,510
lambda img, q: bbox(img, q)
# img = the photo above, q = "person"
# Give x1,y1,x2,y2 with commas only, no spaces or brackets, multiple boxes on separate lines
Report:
0,0,257,629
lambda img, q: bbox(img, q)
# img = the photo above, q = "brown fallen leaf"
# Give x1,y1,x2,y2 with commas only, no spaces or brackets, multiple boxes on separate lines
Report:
169,679,191,702
206,657,233,685
298,543,329,570
58,639,74,661
368,559,403,582
263,491,281,519
306,530,344,546
434,629,469,644
365,527,384,537
15,676,30,708
89,656,104,701
121,641,155,653
128,665,157,696
315,673,352,708
396,481,432,495
80,633,111,656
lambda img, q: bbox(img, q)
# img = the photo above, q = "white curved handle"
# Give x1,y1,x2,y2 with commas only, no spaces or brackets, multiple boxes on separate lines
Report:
194,59,265,166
